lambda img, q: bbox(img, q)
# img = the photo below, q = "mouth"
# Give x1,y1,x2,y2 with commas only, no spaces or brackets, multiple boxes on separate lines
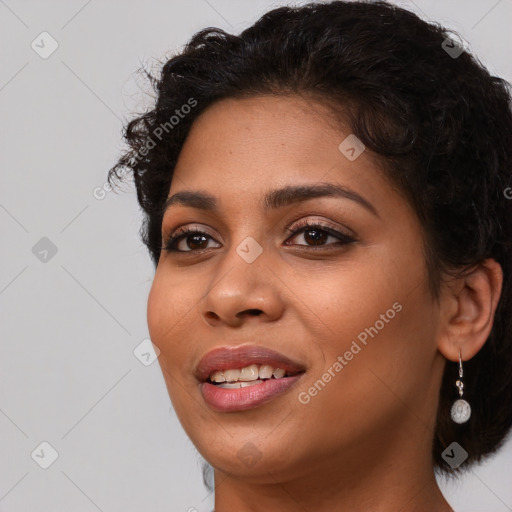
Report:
195,345,306,412
207,363,302,388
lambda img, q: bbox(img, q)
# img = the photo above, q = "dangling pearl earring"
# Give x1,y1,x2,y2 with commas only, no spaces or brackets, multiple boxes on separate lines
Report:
450,349,471,424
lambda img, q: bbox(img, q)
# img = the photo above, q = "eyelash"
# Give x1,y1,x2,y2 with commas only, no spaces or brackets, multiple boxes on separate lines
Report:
162,219,356,253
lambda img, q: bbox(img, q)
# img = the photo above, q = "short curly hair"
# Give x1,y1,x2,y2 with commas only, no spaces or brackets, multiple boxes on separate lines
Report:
108,0,512,475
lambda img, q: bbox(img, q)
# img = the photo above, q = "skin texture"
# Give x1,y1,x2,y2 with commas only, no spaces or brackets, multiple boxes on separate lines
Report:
147,95,503,512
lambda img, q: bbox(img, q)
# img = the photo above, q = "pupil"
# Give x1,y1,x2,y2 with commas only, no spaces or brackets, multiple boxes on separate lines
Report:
188,234,208,250
305,229,327,245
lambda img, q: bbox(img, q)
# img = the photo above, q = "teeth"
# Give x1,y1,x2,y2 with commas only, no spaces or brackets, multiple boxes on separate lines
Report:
273,368,286,379
210,370,226,383
208,364,293,384
240,380,261,388
259,364,274,379
239,364,259,381
224,369,241,383
217,380,263,389
219,382,243,389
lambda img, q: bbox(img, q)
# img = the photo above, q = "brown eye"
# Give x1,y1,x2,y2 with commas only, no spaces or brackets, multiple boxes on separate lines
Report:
294,227,330,246
285,220,356,248
163,227,220,253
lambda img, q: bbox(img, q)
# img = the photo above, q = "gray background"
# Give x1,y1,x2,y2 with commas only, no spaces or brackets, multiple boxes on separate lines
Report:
1,1,511,511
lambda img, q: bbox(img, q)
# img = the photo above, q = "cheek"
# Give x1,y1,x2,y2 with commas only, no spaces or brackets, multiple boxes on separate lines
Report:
147,269,211,392
298,260,403,345
146,272,194,359
146,280,159,341
299,248,434,398
146,276,172,346
303,281,437,431
146,274,197,413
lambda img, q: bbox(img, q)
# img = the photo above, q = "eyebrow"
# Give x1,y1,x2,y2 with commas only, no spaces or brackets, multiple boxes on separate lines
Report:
162,183,379,218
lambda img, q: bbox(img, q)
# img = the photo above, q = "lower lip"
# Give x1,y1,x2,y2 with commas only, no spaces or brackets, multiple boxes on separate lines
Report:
200,374,304,412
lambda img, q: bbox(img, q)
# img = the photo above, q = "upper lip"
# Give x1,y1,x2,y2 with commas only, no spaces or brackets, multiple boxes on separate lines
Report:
195,344,306,382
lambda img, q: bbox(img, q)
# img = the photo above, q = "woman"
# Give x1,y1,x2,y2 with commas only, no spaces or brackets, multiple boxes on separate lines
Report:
108,1,512,510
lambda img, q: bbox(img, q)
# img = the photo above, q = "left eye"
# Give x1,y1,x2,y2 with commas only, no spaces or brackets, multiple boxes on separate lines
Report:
162,222,355,253
284,221,356,248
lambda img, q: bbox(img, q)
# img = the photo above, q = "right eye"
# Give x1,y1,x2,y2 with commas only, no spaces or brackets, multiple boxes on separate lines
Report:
162,226,221,253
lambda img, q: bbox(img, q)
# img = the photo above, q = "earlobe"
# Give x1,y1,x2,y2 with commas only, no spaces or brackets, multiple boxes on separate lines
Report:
437,258,503,363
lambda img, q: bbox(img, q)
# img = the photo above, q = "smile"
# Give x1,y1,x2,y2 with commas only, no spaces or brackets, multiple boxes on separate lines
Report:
196,345,306,412
208,363,299,388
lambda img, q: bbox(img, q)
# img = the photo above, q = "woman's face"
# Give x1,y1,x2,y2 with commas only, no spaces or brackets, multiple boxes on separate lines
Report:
147,95,446,482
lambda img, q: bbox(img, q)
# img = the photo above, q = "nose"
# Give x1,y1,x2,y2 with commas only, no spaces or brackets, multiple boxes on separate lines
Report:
199,248,285,327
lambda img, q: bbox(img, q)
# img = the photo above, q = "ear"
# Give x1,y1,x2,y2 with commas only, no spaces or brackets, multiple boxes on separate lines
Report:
437,258,503,362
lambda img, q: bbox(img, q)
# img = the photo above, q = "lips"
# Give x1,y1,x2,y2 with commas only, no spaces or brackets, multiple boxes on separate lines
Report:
195,344,306,412
195,345,306,382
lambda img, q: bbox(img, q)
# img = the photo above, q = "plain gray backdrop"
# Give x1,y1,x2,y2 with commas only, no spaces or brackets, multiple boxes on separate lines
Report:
1,1,511,511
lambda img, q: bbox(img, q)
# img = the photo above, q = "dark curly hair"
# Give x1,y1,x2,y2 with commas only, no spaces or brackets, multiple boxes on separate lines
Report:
108,0,512,476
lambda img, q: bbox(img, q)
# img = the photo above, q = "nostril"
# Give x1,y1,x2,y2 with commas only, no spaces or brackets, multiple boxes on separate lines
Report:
246,309,263,316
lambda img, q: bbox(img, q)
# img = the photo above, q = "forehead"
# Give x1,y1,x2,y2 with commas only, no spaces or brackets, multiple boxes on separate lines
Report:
168,94,383,200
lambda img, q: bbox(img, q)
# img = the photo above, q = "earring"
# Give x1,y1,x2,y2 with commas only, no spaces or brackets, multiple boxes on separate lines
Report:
450,349,471,424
